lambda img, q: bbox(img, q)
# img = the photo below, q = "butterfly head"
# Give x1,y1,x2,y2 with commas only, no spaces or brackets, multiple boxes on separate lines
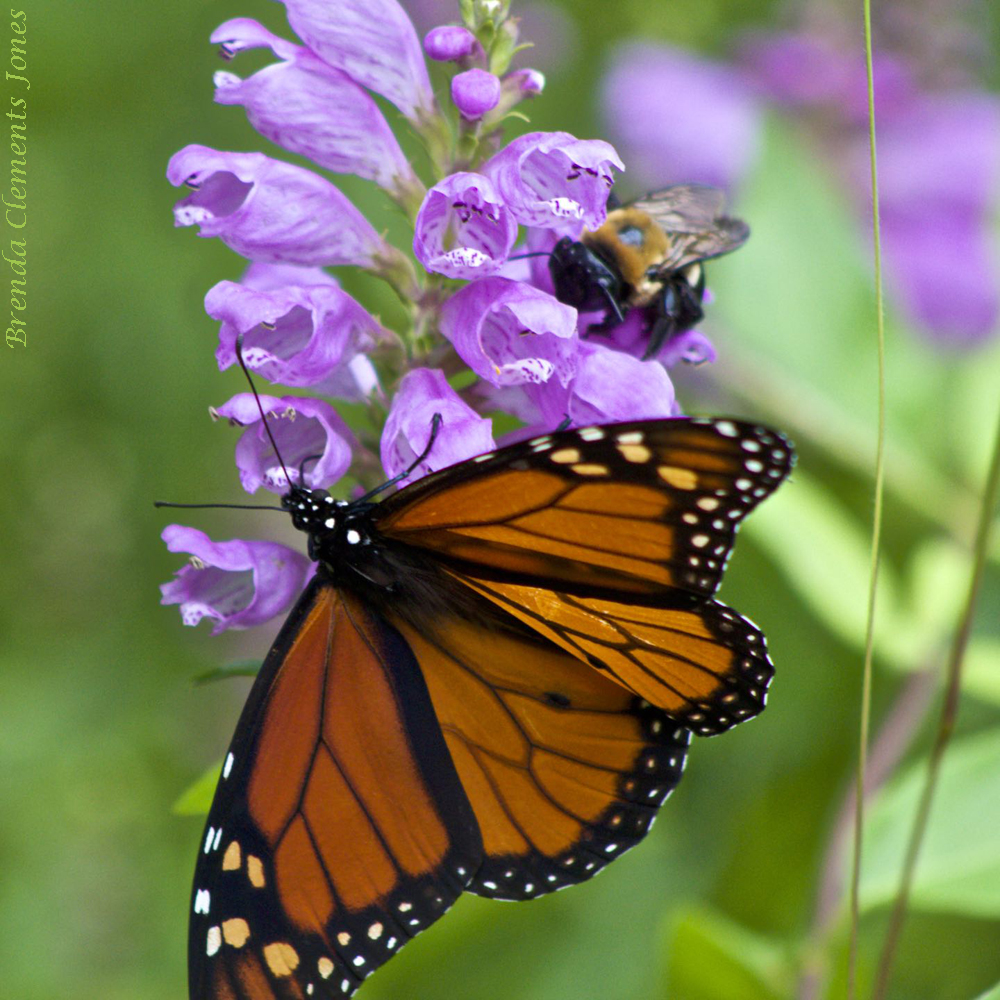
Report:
281,484,378,570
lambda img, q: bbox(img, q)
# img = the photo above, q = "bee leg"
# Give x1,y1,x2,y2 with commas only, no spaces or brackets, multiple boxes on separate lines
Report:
642,311,677,359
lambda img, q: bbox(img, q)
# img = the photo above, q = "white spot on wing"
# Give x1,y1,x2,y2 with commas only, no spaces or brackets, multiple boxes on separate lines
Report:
206,926,222,956
223,753,235,779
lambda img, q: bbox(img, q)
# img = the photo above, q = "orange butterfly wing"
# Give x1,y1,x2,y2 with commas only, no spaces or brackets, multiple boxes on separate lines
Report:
375,418,791,733
376,418,791,600
387,607,690,899
189,581,482,1000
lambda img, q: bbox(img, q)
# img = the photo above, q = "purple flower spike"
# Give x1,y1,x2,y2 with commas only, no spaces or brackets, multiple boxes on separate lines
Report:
167,145,386,268
440,277,579,387
278,0,433,120
160,525,312,633
380,368,495,485
483,131,623,234
424,25,481,63
452,69,501,119
601,43,761,191
212,393,354,494
530,341,678,427
207,274,383,394
211,19,417,193
413,172,517,280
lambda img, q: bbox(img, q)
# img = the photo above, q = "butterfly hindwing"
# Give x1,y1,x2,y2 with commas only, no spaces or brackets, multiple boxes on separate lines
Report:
450,577,774,735
189,581,483,1000
375,418,792,602
388,606,690,900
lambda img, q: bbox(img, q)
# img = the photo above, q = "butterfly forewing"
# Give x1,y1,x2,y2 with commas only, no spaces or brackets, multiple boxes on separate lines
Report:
189,582,482,1000
375,418,792,602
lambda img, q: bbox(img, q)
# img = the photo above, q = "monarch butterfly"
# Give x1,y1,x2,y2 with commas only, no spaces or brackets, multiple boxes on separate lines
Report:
185,415,793,999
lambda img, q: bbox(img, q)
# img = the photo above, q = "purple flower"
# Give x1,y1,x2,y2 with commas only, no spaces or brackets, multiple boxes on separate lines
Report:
424,25,481,63
277,0,433,120
482,131,623,234
743,29,1000,346
380,368,495,485
593,308,718,366
206,268,384,394
211,393,354,494
168,146,388,268
413,172,517,280
742,31,915,123
601,43,761,190
452,69,502,119
211,19,418,195
440,277,579,387
871,93,1000,344
529,340,679,427
160,525,312,633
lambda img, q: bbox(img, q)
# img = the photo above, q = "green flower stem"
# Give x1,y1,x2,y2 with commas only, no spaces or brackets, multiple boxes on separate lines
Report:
848,4,887,992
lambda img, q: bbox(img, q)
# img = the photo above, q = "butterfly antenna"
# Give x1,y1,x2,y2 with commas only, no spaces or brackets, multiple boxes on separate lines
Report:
234,333,296,490
356,413,443,503
154,500,285,512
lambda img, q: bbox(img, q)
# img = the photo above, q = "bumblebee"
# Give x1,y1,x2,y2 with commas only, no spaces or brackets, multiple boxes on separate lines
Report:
549,184,749,358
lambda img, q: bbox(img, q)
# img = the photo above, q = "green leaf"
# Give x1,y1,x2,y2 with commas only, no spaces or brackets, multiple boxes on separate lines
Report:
861,727,1000,918
193,659,260,686
172,762,221,816
961,638,1000,707
973,981,1000,1000
664,906,794,1000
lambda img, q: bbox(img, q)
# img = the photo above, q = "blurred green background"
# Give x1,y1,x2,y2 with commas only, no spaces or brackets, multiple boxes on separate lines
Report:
4,2,999,999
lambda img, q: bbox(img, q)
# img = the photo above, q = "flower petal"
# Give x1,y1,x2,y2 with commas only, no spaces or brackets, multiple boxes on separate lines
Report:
278,0,433,120
212,393,355,494
380,368,495,484
211,19,417,192
167,145,386,267
207,271,383,391
483,131,623,234
413,172,517,280
160,525,312,632
440,277,579,387
529,341,678,427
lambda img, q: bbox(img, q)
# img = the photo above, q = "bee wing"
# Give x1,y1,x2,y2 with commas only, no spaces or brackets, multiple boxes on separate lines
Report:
630,185,750,271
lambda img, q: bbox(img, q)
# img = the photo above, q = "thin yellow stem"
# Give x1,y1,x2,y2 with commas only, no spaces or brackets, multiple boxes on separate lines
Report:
872,400,1000,1000
848,1,887,996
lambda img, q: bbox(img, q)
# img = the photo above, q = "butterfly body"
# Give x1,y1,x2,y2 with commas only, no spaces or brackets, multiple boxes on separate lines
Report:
187,417,793,999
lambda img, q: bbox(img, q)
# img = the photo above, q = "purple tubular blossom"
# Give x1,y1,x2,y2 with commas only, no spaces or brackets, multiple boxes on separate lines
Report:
167,145,386,268
440,277,579,387
380,368,495,485
451,69,502,119
505,67,544,96
482,131,623,234
207,271,383,394
424,25,481,63
160,525,312,633
277,0,433,120
601,43,761,191
212,393,354,494
529,340,679,427
413,172,517,280
594,309,717,366
871,93,1000,344
211,19,418,193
